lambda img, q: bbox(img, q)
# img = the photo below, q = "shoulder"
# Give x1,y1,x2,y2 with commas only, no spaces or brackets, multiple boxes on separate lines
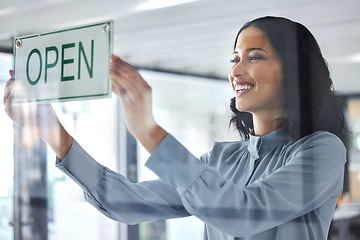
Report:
284,131,346,163
213,139,249,156
290,131,344,150
200,140,248,163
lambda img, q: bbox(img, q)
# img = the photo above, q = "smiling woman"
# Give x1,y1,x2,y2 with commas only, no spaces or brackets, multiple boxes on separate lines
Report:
229,26,285,137
3,16,347,240
230,17,346,143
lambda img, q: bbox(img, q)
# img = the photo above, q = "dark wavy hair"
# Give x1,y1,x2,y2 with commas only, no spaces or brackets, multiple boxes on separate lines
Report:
229,16,346,143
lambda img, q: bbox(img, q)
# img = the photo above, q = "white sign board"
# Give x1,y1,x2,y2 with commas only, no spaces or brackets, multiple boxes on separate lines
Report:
13,21,112,103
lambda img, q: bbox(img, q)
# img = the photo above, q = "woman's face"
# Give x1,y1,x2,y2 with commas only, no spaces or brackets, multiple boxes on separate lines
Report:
229,26,284,118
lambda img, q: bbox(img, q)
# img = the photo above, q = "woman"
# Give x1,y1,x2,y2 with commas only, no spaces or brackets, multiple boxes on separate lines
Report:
4,16,346,240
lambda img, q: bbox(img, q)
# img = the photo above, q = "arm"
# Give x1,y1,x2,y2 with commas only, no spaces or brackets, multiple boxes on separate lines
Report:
109,55,167,153
4,52,164,158
3,57,185,223
3,70,72,159
57,139,190,224
146,132,346,236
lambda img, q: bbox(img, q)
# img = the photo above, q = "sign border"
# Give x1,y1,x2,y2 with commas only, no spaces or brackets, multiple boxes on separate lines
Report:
13,20,113,104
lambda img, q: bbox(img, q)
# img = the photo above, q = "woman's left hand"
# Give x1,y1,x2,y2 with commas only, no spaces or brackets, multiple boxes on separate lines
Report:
110,54,167,153
3,70,72,159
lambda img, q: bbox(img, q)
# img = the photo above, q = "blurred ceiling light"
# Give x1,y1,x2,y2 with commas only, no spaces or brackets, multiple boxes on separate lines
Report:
135,0,199,11
329,52,360,64
0,7,16,16
349,53,360,63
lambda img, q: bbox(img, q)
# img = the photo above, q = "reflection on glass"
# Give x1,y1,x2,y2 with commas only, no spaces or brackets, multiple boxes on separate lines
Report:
347,99,360,200
48,98,119,240
0,53,14,240
137,70,236,240
4,14,358,238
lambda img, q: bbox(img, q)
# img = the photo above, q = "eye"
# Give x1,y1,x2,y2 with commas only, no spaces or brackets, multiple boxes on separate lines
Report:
249,55,264,61
230,58,240,63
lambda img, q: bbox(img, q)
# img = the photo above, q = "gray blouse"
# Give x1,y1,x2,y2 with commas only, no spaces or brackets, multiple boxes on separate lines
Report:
56,127,346,240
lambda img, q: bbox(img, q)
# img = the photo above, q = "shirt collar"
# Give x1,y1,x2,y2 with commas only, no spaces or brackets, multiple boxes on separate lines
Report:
248,126,292,156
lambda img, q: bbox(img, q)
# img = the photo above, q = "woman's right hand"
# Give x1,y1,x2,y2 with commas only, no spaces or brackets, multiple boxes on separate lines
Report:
110,55,167,153
3,70,72,160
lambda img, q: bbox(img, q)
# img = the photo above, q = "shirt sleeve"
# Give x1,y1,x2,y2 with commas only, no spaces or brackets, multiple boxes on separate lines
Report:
145,132,346,237
56,139,190,225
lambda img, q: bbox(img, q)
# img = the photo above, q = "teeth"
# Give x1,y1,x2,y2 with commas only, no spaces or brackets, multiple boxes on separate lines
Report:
233,81,253,91
235,85,252,91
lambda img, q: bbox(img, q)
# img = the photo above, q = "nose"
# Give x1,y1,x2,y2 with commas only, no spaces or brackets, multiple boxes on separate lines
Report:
230,60,247,79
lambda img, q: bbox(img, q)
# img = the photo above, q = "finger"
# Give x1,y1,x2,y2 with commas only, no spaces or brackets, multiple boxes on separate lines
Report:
5,70,14,87
111,54,133,68
4,88,14,118
109,61,124,76
3,78,14,105
112,83,136,111
110,56,142,84
110,63,150,94
112,74,144,105
109,56,150,100
111,80,126,96
110,55,132,74
111,54,122,64
110,59,136,79
111,76,139,104
110,65,140,93
110,60,132,85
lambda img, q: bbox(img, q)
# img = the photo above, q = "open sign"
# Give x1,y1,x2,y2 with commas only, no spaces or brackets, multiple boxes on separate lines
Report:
13,21,112,103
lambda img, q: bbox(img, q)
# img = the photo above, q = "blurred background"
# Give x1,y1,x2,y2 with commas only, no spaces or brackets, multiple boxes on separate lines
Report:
1,0,360,239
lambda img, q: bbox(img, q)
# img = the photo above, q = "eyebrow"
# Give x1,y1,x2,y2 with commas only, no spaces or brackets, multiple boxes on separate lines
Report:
232,48,267,54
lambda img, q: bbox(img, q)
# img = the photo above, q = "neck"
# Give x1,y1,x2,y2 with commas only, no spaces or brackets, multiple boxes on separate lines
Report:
252,112,285,137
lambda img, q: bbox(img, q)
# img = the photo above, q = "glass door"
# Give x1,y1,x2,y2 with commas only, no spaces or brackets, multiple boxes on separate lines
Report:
0,52,15,240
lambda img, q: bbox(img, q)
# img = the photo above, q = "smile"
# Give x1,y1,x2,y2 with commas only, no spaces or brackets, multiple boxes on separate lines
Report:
232,81,254,95
235,85,253,91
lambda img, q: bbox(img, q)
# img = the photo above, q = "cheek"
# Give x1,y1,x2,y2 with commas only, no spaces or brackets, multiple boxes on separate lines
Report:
256,65,284,100
259,64,283,90
272,61,284,82
262,63,283,83
274,66,284,85
272,67,285,97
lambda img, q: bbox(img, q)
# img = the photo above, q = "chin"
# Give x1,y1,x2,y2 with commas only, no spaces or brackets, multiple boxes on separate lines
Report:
236,102,250,113
236,106,252,114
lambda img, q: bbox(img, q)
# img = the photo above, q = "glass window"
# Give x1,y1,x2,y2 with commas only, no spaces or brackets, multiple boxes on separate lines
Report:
137,70,238,240
4,54,235,239
0,53,14,240
48,97,120,240
347,99,360,200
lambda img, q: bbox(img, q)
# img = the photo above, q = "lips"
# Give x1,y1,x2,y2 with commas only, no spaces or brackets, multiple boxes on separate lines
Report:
232,80,254,96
